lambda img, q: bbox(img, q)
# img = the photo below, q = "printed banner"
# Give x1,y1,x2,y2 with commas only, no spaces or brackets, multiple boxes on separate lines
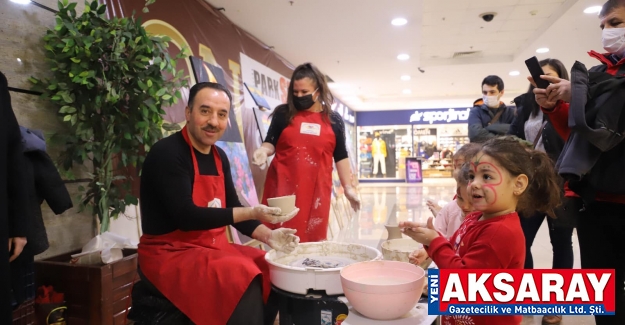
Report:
428,269,616,316
240,53,290,140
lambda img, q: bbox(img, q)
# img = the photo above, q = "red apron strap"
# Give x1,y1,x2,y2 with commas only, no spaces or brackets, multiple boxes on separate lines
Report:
181,125,223,177
181,126,200,176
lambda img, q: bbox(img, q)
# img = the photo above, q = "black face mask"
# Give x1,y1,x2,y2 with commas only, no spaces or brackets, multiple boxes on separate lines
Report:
293,89,318,111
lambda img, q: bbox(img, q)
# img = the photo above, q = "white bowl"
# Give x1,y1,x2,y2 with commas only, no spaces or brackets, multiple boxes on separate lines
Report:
381,238,433,269
381,238,421,262
267,195,296,215
265,242,381,295
340,261,426,320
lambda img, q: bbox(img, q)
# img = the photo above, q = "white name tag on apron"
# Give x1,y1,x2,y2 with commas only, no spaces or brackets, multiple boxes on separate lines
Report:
300,123,321,136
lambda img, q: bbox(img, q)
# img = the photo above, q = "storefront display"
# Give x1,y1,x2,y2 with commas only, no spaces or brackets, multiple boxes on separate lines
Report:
412,128,437,158
357,108,471,181
358,126,408,179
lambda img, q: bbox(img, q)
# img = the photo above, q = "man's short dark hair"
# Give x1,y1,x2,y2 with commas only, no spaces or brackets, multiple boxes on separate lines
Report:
188,82,232,110
481,75,504,92
600,0,625,17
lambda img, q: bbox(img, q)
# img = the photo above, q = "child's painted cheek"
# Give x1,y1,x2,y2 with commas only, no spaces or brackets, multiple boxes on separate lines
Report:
483,187,498,206
474,163,503,206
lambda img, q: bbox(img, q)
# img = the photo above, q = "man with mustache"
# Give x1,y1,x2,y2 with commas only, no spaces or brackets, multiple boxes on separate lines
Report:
133,82,300,325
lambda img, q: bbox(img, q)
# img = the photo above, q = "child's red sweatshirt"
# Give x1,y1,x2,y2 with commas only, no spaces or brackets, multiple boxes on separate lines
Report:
426,211,525,325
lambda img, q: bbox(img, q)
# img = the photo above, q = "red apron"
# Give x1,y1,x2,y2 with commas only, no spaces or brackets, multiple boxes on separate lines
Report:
138,126,270,325
262,111,336,242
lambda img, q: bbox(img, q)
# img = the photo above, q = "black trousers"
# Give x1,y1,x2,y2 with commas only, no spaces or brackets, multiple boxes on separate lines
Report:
227,275,279,325
519,212,574,269
131,270,278,325
577,201,625,325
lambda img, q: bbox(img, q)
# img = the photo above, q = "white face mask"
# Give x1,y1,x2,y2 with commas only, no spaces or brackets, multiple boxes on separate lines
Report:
602,27,625,57
483,95,500,109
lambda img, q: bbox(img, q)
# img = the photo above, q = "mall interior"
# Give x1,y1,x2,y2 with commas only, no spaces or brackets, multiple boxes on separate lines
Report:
1,0,621,324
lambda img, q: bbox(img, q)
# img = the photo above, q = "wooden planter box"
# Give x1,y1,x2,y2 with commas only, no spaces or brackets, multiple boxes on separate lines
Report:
34,249,138,325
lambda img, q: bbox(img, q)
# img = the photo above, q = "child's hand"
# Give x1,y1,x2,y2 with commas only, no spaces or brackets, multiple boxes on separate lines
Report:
426,200,441,217
409,248,429,265
400,217,440,246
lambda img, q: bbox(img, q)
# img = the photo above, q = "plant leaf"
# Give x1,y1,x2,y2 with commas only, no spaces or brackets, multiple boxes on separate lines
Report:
59,105,71,113
155,88,166,97
61,92,73,103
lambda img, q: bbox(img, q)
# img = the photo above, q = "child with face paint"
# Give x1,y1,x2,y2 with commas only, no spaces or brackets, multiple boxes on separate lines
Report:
426,143,481,217
401,137,561,325
410,144,480,265
409,170,476,265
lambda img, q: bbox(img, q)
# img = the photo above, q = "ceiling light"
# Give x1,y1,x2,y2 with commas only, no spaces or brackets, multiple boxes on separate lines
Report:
536,48,550,53
584,6,602,14
10,0,30,4
397,54,410,61
391,18,408,26
509,70,520,76
402,89,412,94
401,75,411,81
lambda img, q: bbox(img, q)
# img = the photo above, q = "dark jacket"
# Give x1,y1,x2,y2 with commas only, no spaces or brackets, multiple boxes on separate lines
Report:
1,71,29,322
10,128,72,305
20,126,73,255
508,93,565,162
468,103,516,142
555,59,625,200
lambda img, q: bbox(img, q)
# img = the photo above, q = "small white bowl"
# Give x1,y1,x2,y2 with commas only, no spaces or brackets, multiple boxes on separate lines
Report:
381,238,433,269
267,195,296,215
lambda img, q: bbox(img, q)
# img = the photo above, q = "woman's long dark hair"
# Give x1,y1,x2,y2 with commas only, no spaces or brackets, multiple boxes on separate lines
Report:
272,62,334,124
528,58,569,117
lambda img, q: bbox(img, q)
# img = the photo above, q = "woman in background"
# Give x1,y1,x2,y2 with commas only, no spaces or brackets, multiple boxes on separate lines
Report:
252,63,360,242
508,58,576,325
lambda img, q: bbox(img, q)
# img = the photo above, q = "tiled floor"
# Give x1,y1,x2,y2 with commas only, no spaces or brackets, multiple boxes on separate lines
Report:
324,180,596,325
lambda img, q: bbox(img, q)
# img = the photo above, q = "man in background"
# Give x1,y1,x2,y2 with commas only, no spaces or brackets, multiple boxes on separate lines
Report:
468,75,516,142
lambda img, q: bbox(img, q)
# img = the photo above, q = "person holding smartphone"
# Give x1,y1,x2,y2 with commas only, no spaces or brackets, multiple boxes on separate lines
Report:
510,58,576,325
530,2,625,323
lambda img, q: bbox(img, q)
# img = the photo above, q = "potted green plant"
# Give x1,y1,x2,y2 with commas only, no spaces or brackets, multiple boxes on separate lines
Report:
30,0,187,322
30,0,187,233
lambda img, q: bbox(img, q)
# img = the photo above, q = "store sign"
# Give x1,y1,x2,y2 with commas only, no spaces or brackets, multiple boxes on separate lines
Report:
409,108,471,124
332,101,356,124
413,128,437,136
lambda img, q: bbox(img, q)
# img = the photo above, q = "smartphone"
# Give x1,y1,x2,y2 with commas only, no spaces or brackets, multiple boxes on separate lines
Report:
525,56,550,89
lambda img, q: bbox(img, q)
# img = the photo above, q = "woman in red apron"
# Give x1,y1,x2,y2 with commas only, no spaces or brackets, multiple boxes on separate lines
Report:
253,63,361,242
136,83,299,325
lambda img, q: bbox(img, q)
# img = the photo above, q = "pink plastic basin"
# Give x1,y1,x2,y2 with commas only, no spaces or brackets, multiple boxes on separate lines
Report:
340,260,425,320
